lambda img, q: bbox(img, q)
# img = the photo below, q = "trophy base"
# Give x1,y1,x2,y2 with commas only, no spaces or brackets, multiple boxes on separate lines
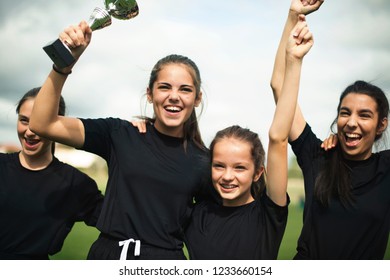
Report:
43,39,75,68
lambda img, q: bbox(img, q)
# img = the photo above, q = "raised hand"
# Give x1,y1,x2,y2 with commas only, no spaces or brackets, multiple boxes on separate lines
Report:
59,20,92,63
290,0,325,16
286,15,314,60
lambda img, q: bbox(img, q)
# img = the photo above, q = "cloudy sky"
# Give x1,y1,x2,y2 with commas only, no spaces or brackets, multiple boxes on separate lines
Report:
1,0,390,157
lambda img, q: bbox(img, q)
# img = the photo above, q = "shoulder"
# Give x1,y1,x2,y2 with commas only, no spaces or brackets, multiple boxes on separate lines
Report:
0,152,8,162
378,149,390,158
289,123,316,145
259,191,290,209
79,117,129,130
376,150,390,169
52,157,94,181
193,200,218,215
0,152,18,164
289,123,323,157
187,140,210,160
80,117,141,142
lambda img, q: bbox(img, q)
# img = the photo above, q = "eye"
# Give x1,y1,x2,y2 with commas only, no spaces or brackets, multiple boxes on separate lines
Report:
19,117,29,125
212,163,224,169
359,111,373,119
339,110,350,117
158,85,170,90
235,165,247,171
180,86,193,93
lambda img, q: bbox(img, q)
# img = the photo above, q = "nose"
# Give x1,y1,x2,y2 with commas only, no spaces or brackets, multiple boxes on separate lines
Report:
25,127,36,137
169,89,180,102
222,168,235,181
346,115,358,128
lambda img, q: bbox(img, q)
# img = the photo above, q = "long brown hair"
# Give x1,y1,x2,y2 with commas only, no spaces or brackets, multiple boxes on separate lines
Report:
315,80,389,207
141,54,206,151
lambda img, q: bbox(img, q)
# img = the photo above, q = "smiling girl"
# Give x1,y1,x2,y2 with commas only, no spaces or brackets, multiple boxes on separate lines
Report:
30,20,212,259
184,14,314,259
0,88,103,260
271,0,389,259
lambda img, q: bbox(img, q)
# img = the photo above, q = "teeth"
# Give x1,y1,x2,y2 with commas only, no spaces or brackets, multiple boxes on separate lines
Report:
345,133,360,139
26,139,39,144
221,184,237,189
166,106,181,112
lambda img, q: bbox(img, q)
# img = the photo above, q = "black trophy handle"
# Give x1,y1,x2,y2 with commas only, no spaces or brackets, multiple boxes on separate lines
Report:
43,38,76,68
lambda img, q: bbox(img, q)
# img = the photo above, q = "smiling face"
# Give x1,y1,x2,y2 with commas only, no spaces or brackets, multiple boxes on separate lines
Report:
211,137,263,207
337,93,387,160
147,63,202,137
17,98,53,163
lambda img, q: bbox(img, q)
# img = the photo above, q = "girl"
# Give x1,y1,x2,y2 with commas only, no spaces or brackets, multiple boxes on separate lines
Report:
271,0,390,259
30,22,212,259
0,87,103,260
184,15,314,259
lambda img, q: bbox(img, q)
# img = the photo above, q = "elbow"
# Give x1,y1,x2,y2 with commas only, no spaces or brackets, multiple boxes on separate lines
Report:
29,118,46,137
270,79,277,92
268,129,289,147
269,80,281,103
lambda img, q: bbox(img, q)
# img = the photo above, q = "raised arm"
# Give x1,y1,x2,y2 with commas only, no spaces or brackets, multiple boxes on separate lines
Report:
270,0,324,141
266,15,314,206
30,21,92,148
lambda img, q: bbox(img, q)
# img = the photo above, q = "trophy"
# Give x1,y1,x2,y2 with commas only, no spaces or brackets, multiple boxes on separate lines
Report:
43,0,139,68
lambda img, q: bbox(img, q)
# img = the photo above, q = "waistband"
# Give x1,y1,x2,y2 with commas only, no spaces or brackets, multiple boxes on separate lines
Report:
99,233,185,260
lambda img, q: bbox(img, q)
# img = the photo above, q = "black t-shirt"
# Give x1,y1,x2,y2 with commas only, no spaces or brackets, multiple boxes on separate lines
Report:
291,124,390,259
79,118,211,250
185,192,289,259
0,153,103,260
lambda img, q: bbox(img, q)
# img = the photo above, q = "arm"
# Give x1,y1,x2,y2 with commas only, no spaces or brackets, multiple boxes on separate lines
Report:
270,0,324,141
266,15,314,206
30,21,92,148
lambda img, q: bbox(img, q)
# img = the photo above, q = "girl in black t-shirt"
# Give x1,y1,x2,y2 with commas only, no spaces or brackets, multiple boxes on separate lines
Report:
184,14,314,259
30,21,211,259
271,1,390,259
0,88,103,260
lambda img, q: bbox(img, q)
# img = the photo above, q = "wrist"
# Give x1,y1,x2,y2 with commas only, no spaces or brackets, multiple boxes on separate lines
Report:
52,64,72,75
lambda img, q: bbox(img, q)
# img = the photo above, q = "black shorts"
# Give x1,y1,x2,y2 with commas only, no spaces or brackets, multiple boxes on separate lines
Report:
87,234,187,260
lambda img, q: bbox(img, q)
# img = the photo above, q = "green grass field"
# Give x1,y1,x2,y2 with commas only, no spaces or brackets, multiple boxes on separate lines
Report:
50,204,390,260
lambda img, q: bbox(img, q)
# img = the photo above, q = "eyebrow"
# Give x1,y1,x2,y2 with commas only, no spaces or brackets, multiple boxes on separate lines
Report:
339,106,374,114
18,114,29,119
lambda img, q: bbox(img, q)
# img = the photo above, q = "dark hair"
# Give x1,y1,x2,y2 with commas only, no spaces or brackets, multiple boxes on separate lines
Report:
143,54,205,150
209,125,267,199
16,87,66,116
315,80,389,207
16,87,66,154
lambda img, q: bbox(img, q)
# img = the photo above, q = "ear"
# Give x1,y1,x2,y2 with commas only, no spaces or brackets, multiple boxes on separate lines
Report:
194,91,203,107
253,166,265,182
377,117,388,136
146,87,153,103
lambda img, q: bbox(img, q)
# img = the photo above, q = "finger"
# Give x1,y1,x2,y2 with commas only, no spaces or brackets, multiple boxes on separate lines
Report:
293,14,307,36
59,26,78,48
62,25,83,47
79,20,93,36
296,26,310,44
327,135,337,149
292,19,307,39
301,30,313,45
